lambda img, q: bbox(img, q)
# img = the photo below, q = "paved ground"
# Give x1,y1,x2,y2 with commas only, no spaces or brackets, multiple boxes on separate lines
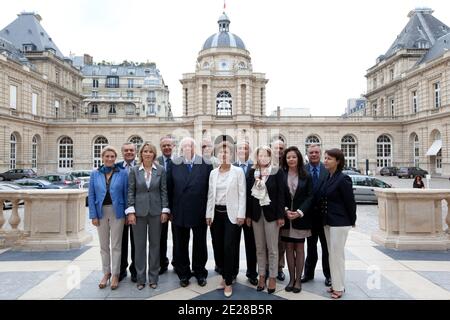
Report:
0,176,449,300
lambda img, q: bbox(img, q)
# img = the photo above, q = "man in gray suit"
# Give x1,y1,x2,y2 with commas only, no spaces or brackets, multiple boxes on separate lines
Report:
157,135,175,275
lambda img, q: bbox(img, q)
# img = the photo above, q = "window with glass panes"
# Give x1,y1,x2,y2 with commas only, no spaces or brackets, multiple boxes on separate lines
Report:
10,134,17,169
93,136,109,168
413,134,419,167
32,135,38,169
216,91,232,116
341,135,357,167
58,137,73,169
376,135,392,168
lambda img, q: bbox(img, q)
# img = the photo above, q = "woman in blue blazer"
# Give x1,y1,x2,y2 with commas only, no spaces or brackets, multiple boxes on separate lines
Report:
88,145,128,290
320,148,356,299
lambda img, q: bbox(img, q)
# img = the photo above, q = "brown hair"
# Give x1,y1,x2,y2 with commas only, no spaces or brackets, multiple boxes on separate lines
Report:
325,148,345,171
138,142,157,164
253,146,272,169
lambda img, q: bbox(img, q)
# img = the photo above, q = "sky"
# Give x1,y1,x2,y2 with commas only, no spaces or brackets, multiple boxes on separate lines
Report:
1,0,449,116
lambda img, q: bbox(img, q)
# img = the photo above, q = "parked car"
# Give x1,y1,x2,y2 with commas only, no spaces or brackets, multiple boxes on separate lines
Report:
343,166,361,173
0,168,37,181
37,173,80,187
380,166,399,176
343,169,359,175
13,178,74,189
67,170,91,189
397,167,428,179
350,174,392,203
0,183,25,209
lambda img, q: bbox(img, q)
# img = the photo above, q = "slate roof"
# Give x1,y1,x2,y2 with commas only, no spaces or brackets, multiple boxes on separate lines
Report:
0,12,65,59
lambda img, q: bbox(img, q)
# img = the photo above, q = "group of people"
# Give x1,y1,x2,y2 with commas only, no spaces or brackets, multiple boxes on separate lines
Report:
88,136,356,299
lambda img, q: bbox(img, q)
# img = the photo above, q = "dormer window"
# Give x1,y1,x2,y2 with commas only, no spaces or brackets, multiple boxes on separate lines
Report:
111,68,117,74
22,44,36,52
238,62,246,69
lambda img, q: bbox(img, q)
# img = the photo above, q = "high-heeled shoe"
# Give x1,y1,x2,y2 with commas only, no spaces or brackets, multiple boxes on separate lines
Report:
267,277,276,294
224,285,233,298
256,276,266,292
292,280,302,293
149,283,158,289
110,275,119,290
137,284,145,290
98,273,111,289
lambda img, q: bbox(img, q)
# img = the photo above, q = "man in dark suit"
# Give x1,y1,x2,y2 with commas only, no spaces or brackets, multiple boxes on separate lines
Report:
232,141,258,286
168,137,212,287
118,142,137,283
302,144,331,286
157,135,175,275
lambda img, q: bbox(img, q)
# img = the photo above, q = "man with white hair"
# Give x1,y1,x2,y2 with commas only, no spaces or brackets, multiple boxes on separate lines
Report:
168,137,213,287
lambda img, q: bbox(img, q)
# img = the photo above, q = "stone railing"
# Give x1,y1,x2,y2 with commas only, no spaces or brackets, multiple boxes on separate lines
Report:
0,189,92,250
373,189,450,250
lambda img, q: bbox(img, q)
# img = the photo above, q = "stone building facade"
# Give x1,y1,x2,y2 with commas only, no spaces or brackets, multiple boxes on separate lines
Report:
0,9,449,176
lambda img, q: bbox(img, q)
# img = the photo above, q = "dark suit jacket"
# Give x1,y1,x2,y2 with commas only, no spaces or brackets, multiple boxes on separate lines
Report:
282,171,314,230
246,167,285,222
305,163,328,228
320,171,357,227
168,155,212,228
157,155,173,208
232,160,253,179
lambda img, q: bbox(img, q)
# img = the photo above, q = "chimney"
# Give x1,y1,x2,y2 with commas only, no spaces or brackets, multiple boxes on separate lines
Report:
83,54,93,65
276,106,281,118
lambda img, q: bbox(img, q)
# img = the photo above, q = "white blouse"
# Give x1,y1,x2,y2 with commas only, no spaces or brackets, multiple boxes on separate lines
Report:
215,170,231,205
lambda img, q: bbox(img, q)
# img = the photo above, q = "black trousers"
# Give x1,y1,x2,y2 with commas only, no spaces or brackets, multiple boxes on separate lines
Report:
160,221,176,268
304,223,330,279
120,224,136,277
173,223,208,280
234,223,258,279
211,208,241,286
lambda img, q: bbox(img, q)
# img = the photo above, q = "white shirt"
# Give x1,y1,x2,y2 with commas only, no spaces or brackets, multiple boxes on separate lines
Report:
215,170,231,205
123,160,136,173
139,163,157,188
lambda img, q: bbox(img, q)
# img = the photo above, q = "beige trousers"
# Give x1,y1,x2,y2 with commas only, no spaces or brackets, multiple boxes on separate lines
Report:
253,214,280,278
97,205,124,275
324,225,351,291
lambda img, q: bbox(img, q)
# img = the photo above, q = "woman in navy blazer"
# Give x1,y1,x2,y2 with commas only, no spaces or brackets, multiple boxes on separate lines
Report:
88,145,128,290
281,146,313,293
320,148,356,299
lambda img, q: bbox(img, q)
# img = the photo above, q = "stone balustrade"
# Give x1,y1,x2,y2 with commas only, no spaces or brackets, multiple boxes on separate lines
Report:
0,189,92,250
372,188,450,250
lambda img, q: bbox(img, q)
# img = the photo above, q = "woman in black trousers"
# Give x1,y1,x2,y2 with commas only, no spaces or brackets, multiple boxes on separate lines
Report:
281,146,313,293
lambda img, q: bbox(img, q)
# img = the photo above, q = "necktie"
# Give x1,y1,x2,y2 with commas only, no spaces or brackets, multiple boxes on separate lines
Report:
186,162,192,173
312,166,319,190
240,163,246,174
164,158,168,171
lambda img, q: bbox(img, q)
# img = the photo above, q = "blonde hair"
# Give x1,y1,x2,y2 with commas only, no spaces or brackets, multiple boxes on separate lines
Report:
138,142,158,164
101,145,118,158
253,145,272,169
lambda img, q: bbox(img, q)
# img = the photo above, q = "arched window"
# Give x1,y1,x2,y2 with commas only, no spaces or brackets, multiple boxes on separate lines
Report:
93,136,109,168
216,91,232,116
341,135,357,168
58,136,73,169
305,135,321,154
10,134,17,169
32,135,39,170
376,135,392,168
129,135,143,153
413,134,419,167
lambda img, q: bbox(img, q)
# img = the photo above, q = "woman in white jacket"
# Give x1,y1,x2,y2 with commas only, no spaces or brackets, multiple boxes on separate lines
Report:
206,142,246,298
